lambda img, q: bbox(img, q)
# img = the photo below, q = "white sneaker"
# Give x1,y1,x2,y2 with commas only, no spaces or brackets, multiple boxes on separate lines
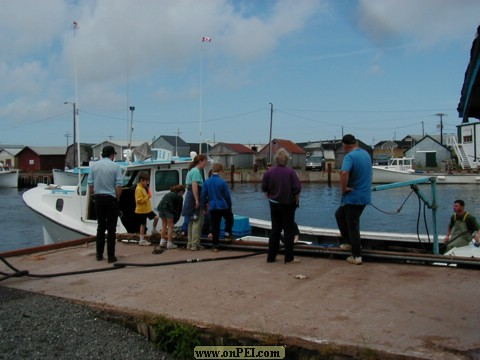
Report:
159,239,167,248
167,242,178,249
139,239,151,246
340,243,352,251
286,258,301,264
346,256,362,265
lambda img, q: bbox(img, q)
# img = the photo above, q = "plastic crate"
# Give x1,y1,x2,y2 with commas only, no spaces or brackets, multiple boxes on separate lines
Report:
220,215,251,236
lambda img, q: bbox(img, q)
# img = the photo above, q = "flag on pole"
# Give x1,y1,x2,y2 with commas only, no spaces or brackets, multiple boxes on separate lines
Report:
201,36,212,42
73,21,79,29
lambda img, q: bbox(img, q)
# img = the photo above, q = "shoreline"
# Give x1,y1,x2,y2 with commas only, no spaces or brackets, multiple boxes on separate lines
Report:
223,169,341,184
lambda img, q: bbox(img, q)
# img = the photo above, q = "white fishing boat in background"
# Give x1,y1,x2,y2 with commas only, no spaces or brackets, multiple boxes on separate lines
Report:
372,157,480,184
0,163,19,188
52,167,89,186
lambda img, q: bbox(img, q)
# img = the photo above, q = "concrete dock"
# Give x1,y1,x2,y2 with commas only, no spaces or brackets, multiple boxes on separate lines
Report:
1,239,479,359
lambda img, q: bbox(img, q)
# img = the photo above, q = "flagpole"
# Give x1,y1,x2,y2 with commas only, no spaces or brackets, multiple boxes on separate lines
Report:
199,43,204,154
199,36,211,155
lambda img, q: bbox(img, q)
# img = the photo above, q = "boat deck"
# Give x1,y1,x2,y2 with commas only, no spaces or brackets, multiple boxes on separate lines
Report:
1,239,479,359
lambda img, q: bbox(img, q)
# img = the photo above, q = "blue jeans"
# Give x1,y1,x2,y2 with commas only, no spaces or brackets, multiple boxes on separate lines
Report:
335,204,366,257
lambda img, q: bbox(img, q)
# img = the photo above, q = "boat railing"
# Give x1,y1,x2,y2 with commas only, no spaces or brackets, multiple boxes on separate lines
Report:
373,177,440,255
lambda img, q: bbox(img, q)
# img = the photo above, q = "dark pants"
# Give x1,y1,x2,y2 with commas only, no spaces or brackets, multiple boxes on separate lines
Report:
335,204,366,257
209,208,234,246
95,195,119,259
268,202,296,263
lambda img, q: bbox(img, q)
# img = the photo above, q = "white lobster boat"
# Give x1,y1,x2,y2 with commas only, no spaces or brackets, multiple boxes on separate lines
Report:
0,164,19,188
23,150,202,245
373,157,480,184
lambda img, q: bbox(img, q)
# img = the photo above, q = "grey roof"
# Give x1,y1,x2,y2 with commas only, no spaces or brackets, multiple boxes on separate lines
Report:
158,135,189,147
27,147,67,155
0,148,22,156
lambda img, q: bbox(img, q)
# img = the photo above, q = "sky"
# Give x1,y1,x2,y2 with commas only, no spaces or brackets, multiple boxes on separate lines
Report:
1,0,480,149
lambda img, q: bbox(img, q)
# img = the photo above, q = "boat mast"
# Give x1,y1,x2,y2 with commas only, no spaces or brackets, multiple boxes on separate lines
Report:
73,21,81,175
72,20,84,221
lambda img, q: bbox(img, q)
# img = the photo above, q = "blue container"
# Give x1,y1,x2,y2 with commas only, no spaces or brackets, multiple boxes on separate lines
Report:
220,215,251,236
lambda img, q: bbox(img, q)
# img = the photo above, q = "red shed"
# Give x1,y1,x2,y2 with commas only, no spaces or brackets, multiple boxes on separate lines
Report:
16,146,66,172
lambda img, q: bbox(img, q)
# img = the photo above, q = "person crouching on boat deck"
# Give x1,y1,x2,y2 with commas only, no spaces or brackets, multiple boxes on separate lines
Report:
182,154,208,251
135,172,159,246
157,184,185,249
444,199,480,253
335,134,372,266
261,149,302,264
88,145,123,263
201,163,234,252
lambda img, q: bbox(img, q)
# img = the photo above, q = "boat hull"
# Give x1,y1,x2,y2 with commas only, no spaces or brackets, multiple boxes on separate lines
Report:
372,167,480,184
23,183,126,245
0,171,19,188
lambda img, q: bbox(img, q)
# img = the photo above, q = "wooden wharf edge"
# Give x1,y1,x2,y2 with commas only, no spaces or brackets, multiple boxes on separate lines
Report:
1,236,480,359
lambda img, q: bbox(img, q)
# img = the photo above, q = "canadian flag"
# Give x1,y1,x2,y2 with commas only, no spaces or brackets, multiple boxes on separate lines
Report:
201,36,212,42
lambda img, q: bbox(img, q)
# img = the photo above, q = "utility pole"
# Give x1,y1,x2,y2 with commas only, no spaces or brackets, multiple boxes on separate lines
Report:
421,121,424,137
64,132,71,147
268,103,273,165
175,128,181,157
435,113,446,144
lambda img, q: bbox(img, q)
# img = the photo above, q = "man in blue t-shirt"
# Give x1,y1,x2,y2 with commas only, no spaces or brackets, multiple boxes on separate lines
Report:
335,134,372,265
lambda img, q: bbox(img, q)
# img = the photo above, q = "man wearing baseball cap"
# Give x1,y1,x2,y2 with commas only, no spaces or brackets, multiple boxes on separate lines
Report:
335,134,372,265
88,145,123,263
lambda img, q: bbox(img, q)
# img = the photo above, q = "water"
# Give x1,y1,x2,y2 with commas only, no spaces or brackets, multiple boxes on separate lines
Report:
0,188,44,252
3,183,480,252
228,183,480,237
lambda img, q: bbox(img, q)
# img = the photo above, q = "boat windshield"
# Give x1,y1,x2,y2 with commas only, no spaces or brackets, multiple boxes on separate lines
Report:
388,158,414,171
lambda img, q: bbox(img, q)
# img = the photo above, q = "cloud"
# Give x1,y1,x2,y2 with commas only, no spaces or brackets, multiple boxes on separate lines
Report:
356,0,480,48
0,0,325,122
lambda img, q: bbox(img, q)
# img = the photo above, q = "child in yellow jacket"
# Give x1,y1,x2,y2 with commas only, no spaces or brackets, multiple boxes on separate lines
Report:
135,172,159,246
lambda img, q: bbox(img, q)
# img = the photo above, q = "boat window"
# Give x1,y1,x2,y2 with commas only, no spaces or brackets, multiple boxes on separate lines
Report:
123,170,139,187
154,170,180,192
80,173,88,195
56,198,64,212
182,169,188,184
123,171,134,187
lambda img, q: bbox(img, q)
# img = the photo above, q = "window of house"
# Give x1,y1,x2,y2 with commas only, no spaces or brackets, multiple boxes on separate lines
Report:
463,135,473,143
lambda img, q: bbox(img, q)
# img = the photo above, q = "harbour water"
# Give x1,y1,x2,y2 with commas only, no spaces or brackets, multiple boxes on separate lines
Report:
2,183,480,252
